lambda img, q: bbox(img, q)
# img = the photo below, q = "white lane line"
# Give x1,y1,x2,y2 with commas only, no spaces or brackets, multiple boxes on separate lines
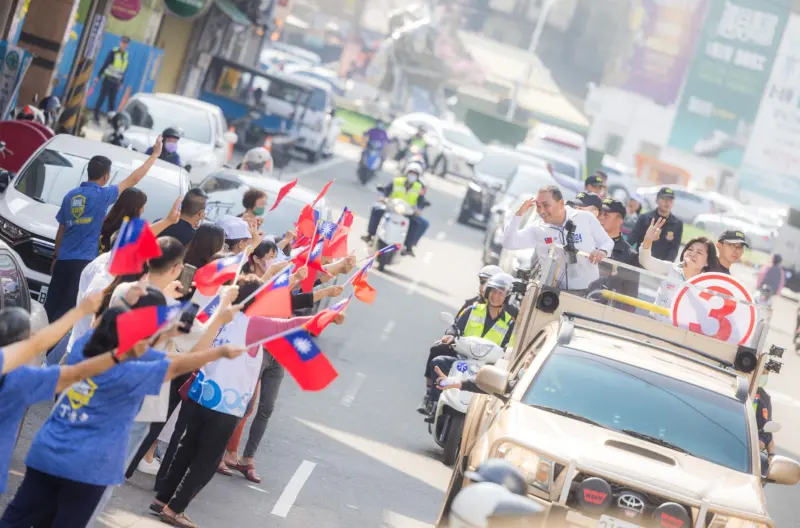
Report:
248,485,268,493
271,460,316,518
406,279,421,295
379,320,396,341
341,372,367,407
422,252,434,265
288,157,347,179
435,231,446,241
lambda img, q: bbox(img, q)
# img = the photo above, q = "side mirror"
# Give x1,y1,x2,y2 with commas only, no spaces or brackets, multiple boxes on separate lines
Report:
763,421,782,434
476,365,509,396
184,164,192,173
0,170,12,193
439,311,455,326
223,131,239,144
329,108,337,118
766,456,800,485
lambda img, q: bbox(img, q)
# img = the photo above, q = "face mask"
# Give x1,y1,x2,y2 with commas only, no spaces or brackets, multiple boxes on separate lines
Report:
165,142,178,154
759,374,768,388
253,207,265,216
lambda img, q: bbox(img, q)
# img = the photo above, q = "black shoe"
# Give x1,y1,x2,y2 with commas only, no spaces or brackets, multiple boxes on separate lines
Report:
416,395,430,414
402,247,416,257
424,411,435,424
361,234,373,243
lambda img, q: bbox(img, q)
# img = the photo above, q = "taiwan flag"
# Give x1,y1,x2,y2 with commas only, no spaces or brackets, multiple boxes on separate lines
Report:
116,302,188,357
244,265,293,318
305,296,351,336
108,218,161,276
193,253,246,296
293,239,327,293
196,294,221,324
350,257,376,304
338,207,354,230
312,179,334,206
263,328,337,391
296,204,320,239
269,178,298,212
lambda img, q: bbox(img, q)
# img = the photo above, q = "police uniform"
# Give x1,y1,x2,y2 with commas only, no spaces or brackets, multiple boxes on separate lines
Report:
628,188,683,262
457,295,518,320
754,388,773,447
95,43,130,121
366,177,430,250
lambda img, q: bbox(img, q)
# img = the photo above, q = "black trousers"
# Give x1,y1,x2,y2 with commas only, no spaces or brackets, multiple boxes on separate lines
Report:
126,373,190,479
44,259,90,324
94,78,120,120
0,467,106,528
156,399,239,514
424,342,455,379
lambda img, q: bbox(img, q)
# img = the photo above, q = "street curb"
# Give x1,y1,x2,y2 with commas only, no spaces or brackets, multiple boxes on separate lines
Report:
338,132,364,146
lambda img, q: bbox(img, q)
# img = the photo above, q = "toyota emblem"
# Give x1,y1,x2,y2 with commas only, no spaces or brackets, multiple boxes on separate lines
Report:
617,493,645,518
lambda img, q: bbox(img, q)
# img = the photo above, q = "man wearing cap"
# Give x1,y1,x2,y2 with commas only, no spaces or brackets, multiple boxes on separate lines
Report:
628,187,683,262
94,36,131,123
567,191,602,217
593,198,639,311
714,230,748,274
584,175,607,198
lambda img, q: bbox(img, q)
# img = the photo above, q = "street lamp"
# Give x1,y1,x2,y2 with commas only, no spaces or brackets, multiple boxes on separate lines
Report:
505,0,562,121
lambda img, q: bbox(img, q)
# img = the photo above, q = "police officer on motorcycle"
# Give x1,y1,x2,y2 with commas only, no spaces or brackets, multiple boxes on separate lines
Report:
147,127,182,167
419,273,516,417
362,162,430,256
237,146,273,176
458,265,519,319
396,125,430,168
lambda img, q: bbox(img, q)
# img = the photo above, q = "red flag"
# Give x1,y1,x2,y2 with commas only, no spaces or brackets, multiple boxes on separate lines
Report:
296,205,318,239
338,207,354,229
292,233,310,249
312,179,334,206
293,239,328,293
108,218,161,276
243,266,293,318
193,253,246,296
263,328,338,391
305,296,351,336
116,303,187,357
269,178,298,212
324,230,348,259
350,257,376,304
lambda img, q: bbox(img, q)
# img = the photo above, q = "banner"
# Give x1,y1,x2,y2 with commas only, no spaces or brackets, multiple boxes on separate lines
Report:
612,0,707,105
667,0,790,168
0,41,33,121
738,14,800,207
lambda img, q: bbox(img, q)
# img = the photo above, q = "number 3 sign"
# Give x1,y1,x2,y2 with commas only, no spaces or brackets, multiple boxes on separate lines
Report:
671,273,756,345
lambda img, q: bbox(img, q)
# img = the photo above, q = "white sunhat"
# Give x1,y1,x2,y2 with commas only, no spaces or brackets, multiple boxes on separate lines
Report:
217,215,251,240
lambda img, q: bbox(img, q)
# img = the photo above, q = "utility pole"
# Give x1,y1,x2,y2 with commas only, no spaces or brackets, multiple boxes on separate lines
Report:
56,0,114,134
505,0,561,122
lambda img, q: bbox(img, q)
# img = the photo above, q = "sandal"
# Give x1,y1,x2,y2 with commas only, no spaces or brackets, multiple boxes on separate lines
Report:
149,500,166,515
159,510,198,528
216,461,234,476
234,463,262,484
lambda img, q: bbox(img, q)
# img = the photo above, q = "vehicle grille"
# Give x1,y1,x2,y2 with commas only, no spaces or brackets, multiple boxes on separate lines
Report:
16,238,55,276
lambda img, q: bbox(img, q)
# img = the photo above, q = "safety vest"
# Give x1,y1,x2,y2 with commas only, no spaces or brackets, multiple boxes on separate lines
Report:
464,304,512,346
409,136,426,149
104,48,129,81
389,177,423,207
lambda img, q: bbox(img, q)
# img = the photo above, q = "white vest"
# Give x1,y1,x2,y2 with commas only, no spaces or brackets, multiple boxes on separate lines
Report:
187,312,263,417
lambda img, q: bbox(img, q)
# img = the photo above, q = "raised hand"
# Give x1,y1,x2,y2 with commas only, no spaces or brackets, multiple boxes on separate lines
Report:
515,198,535,217
644,217,667,242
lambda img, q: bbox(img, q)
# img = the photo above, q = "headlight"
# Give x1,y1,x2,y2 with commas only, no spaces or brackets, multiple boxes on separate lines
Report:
495,442,553,492
709,516,767,527
0,217,29,241
393,204,407,215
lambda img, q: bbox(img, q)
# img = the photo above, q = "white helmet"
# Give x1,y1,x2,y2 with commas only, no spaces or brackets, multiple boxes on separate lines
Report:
242,147,273,175
478,265,503,280
404,161,424,177
485,272,514,294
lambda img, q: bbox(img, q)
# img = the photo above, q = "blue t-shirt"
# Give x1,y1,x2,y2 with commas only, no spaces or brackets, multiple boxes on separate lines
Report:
55,181,119,261
25,332,169,486
0,350,60,493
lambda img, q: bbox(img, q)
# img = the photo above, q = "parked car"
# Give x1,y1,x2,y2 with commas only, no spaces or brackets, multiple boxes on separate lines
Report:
637,185,715,224
0,239,47,329
693,213,775,253
287,76,341,162
689,189,744,214
0,134,189,304
386,113,485,178
600,155,639,201
457,146,548,227
515,145,583,196
523,123,587,178
122,93,237,185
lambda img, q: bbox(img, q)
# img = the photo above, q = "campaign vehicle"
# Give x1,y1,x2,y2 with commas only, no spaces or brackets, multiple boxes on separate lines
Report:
438,251,797,527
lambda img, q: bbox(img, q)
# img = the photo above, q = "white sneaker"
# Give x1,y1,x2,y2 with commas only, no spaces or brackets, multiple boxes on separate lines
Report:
137,458,161,475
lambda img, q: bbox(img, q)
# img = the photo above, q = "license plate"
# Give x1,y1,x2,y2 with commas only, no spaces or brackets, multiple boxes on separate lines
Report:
597,516,641,528
38,286,48,304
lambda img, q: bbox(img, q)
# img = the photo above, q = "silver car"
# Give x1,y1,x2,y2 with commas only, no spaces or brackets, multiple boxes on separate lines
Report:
637,185,715,224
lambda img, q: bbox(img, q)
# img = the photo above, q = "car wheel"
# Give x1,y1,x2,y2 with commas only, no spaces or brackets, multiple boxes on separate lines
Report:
609,185,629,202
457,205,471,225
434,156,447,178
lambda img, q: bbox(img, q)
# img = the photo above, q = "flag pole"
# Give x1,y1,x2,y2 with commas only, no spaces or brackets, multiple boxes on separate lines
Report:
305,223,320,268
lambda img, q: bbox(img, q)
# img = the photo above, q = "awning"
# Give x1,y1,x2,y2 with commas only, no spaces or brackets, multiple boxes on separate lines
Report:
215,0,252,26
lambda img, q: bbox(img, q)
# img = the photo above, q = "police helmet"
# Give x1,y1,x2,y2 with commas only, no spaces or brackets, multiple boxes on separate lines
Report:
242,147,273,174
162,127,183,140
485,272,514,294
478,265,502,280
404,161,424,177
464,458,527,496
109,111,131,132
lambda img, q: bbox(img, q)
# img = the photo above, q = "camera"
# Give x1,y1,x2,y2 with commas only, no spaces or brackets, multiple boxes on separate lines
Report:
178,303,200,334
564,220,578,264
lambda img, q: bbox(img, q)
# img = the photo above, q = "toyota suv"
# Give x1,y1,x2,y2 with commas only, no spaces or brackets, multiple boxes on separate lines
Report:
438,254,799,527
0,134,189,303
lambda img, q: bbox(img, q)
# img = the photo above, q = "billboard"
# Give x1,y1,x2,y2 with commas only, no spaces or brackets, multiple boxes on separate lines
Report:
738,14,800,207
613,0,708,105
666,0,790,168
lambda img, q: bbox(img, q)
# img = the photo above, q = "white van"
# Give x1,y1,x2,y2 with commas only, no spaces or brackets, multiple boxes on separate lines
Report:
0,135,189,303
290,75,341,162
524,123,587,178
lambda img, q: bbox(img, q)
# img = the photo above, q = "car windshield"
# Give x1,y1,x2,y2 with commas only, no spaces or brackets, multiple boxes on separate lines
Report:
127,97,213,144
505,168,554,198
527,151,578,179
523,347,750,473
15,149,182,222
474,152,524,182
307,88,327,112
443,127,483,150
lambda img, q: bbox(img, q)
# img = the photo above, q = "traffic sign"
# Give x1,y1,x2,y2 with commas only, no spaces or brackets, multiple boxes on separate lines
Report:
671,272,756,345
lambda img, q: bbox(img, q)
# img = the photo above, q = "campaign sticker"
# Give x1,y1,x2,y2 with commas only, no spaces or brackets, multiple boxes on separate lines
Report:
456,362,468,373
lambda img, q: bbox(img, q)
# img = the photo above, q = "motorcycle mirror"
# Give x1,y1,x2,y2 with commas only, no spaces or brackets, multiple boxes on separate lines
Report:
184,164,193,173
0,170,12,193
439,312,455,326
763,421,782,434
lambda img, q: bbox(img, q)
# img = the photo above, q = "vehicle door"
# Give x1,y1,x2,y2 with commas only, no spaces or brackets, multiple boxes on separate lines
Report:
212,111,229,166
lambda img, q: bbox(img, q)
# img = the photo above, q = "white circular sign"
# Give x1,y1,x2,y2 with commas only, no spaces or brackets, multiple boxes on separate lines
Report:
670,272,756,345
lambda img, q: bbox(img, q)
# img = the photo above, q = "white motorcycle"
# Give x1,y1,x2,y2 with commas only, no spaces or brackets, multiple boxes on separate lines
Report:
373,196,413,270
432,312,506,466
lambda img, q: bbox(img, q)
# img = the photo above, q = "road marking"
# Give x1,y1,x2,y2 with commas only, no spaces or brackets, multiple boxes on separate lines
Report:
422,252,433,265
248,485,268,493
341,372,366,407
406,279,420,295
435,231,446,241
288,157,347,179
271,460,316,518
379,320,395,341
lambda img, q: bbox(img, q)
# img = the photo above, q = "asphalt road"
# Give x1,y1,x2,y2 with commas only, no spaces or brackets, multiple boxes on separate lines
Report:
4,142,800,527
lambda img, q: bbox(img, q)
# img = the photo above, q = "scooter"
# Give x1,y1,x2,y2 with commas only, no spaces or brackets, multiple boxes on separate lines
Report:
755,284,774,306
431,312,505,466
102,111,132,149
373,196,413,271
358,139,385,184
